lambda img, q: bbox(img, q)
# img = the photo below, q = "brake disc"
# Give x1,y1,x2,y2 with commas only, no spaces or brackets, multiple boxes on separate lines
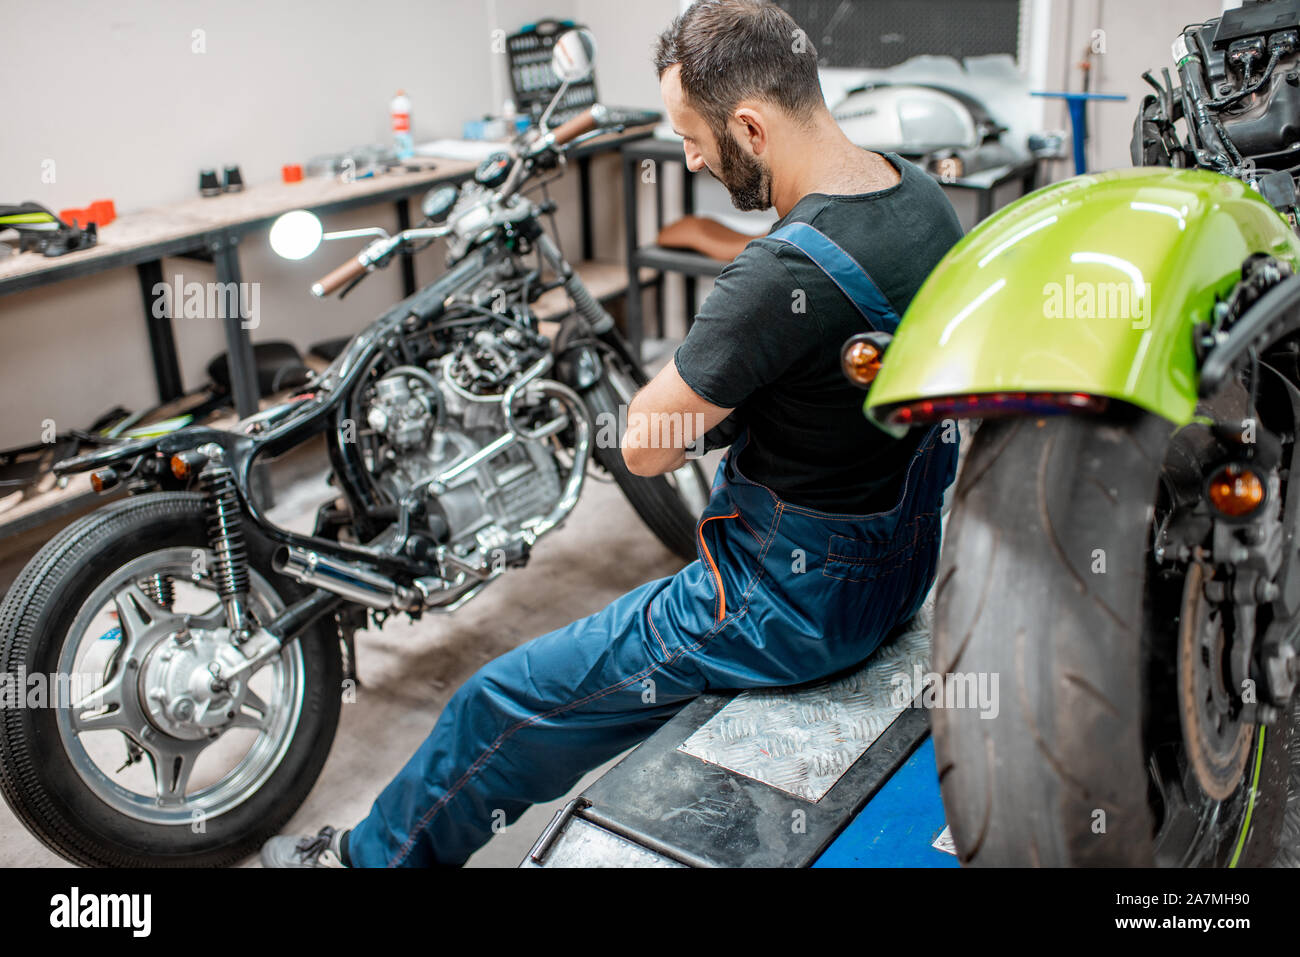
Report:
1178,561,1255,800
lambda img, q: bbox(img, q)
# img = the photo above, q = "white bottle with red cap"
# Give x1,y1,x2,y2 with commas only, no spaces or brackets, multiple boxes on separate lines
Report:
391,90,414,160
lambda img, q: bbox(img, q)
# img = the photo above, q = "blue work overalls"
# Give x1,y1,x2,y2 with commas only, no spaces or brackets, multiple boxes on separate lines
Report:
347,224,961,867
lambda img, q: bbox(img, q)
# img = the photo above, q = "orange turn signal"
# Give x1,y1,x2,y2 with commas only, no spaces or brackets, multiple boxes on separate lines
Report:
170,454,194,480
841,335,885,387
171,449,210,481
90,468,119,494
1207,463,1265,518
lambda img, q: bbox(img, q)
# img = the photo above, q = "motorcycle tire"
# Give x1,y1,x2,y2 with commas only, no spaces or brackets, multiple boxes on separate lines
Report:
933,413,1298,866
586,374,708,564
0,492,343,867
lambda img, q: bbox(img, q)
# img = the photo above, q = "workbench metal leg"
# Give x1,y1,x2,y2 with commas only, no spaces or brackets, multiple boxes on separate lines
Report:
622,154,643,363
579,155,593,262
395,199,417,297
680,163,697,336
207,235,259,420
208,232,273,506
136,259,184,403
653,167,665,340
977,188,993,223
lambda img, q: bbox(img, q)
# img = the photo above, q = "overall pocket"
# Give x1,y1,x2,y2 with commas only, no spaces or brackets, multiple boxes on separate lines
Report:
821,510,940,584
697,511,740,622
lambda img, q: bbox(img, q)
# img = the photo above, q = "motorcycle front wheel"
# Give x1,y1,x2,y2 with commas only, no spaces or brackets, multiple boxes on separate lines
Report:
586,355,711,563
0,492,342,867
933,410,1298,866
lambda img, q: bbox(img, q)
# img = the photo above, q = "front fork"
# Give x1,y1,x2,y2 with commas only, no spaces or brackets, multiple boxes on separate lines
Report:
534,231,643,375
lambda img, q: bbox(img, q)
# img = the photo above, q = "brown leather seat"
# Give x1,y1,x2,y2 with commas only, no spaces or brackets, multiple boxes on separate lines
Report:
657,215,758,263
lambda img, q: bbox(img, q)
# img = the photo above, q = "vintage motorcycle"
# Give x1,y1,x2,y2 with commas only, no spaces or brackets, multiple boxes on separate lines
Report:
0,29,708,867
843,1,1300,865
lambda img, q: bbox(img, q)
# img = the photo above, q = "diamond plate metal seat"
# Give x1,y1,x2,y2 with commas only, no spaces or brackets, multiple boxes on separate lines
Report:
522,597,939,868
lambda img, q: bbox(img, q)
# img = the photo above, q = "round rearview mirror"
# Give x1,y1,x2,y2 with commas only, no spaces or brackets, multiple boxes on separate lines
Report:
269,210,324,260
421,185,459,224
551,28,596,84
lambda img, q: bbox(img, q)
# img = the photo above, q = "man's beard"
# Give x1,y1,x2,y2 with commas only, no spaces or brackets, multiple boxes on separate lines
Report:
709,128,771,212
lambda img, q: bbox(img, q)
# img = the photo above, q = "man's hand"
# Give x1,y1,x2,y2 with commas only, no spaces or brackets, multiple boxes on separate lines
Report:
622,360,734,476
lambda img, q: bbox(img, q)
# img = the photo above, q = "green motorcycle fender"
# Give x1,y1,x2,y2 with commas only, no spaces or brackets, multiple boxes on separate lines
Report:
864,167,1300,434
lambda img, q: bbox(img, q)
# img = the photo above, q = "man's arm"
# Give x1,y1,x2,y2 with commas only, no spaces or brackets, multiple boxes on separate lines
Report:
622,359,734,476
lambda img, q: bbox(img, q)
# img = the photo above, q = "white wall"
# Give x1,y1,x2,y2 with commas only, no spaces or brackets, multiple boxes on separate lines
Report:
0,0,1252,450
0,0,586,450
575,0,675,107
1039,0,1225,176
0,0,502,213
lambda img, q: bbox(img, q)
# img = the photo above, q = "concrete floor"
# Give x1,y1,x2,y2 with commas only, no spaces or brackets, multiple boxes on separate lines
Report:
0,394,721,868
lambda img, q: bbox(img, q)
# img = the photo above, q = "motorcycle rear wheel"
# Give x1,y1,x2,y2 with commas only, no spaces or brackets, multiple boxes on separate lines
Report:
933,412,1298,866
0,492,342,867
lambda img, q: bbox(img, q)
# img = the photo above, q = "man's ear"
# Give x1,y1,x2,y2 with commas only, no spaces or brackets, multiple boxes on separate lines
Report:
732,106,768,156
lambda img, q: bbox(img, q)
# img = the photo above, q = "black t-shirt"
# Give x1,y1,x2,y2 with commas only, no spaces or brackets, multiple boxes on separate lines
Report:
674,151,964,514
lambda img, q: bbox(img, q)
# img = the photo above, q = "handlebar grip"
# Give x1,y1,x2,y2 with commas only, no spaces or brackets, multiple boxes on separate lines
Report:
312,256,370,297
551,108,598,147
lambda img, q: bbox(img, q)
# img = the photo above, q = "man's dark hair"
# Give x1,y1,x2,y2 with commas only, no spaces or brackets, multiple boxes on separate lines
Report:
654,0,823,138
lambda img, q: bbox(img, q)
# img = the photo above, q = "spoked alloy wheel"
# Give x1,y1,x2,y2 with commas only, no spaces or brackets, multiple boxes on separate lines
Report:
0,492,341,866
57,550,304,825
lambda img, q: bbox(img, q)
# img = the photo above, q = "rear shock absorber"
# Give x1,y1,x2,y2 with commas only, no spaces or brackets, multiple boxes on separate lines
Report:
144,573,175,610
199,452,251,638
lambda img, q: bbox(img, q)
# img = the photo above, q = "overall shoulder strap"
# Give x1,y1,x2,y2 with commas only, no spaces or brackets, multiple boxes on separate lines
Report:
760,221,901,333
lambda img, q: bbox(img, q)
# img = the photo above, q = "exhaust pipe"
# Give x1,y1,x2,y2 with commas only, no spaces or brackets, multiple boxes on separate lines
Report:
273,546,416,610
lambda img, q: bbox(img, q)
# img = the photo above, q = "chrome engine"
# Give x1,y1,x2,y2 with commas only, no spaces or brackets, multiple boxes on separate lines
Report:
364,326,594,573
367,354,565,549
277,330,590,613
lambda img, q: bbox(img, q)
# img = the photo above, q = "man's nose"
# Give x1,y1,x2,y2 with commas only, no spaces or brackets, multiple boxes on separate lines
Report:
682,142,706,173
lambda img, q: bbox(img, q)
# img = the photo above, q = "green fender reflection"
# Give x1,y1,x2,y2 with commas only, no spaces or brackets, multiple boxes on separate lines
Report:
865,167,1300,431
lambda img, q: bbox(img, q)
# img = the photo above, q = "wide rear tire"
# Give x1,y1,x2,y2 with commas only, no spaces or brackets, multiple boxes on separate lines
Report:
933,414,1296,866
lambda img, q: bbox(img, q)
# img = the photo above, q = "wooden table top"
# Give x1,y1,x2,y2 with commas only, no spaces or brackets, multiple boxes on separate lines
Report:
0,159,479,293
0,125,655,296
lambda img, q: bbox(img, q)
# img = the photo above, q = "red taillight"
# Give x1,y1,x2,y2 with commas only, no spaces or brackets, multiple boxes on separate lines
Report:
882,392,1108,427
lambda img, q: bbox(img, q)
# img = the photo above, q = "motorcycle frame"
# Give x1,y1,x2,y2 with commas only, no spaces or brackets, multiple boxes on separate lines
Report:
55,219,623,592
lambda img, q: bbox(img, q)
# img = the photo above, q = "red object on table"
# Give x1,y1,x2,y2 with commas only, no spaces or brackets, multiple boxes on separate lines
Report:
89,199,116,225
282,164,303,183
59,200,117,228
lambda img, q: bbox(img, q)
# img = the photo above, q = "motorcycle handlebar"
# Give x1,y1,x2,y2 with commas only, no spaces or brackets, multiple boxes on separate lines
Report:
550,107,598,147
312,233,417,297
312,255,370,298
